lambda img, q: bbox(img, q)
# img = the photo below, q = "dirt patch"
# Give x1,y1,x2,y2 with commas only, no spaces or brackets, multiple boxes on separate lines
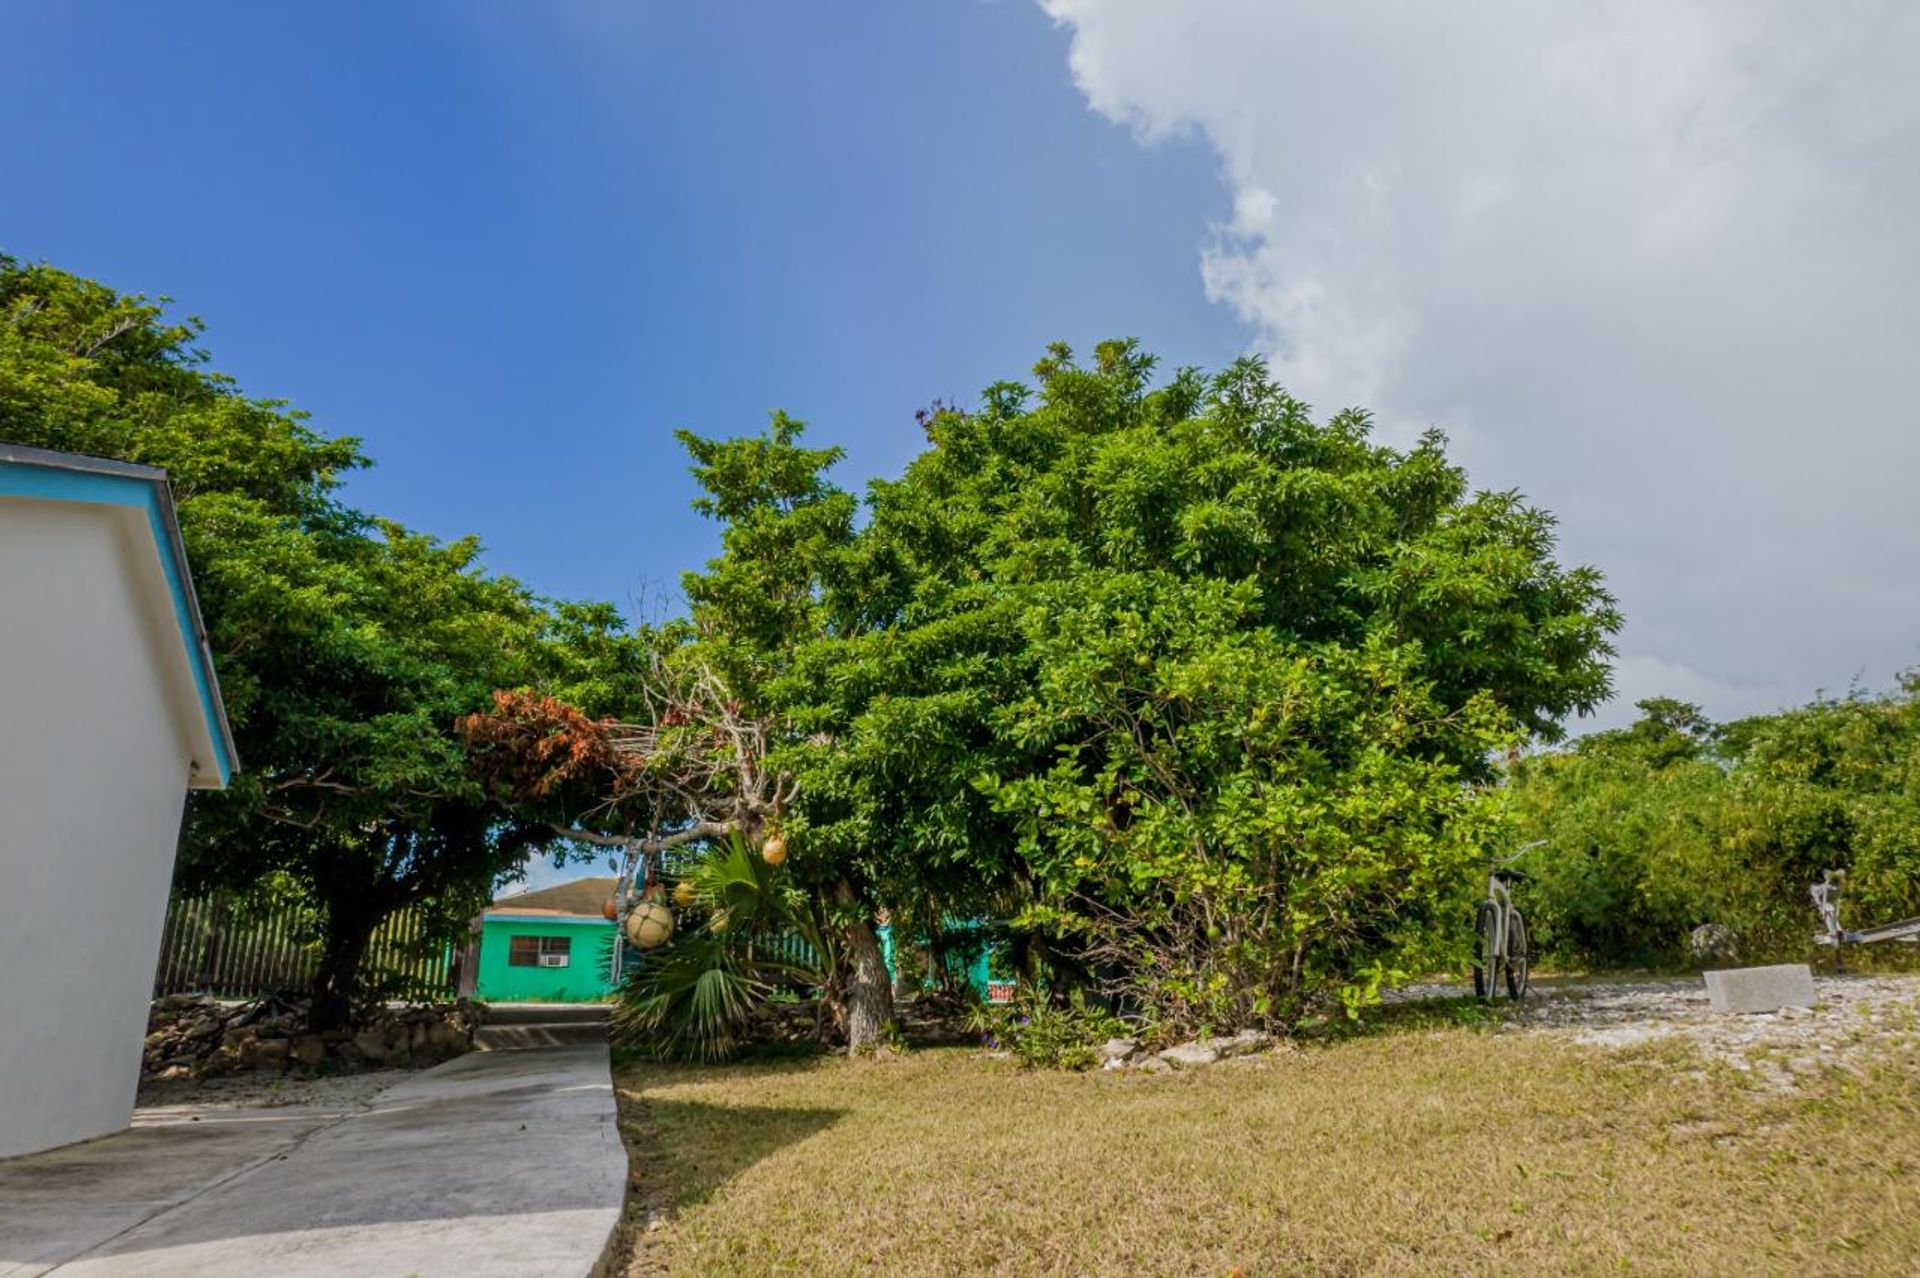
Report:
605,1082,678,1277
135,1067,410,1113
1440,971,1920,1089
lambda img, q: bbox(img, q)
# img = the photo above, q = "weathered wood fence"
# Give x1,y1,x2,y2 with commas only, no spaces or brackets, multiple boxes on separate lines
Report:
153,894,459,999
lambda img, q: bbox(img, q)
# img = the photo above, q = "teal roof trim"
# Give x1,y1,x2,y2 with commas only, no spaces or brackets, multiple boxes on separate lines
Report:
0,445,237,785
482,913,615,927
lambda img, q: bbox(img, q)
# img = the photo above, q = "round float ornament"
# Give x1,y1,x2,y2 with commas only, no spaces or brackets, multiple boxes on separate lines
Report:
672,880,697,909
760,833,788,867
601,895,618,921
624,900,675,950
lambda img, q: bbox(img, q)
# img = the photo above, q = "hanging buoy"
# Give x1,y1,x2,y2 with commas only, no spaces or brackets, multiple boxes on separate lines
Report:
601,895,618,921
672,880,697,909
761,832,788,867
624,901,675,950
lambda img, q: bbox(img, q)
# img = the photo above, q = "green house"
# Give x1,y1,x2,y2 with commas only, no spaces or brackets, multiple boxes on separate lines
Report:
473,877,620,1003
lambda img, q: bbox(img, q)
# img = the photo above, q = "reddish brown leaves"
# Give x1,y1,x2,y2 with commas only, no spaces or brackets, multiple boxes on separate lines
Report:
459,689,644,806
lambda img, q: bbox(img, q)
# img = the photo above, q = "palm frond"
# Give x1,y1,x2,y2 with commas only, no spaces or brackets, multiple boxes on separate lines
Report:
613,832,835,1061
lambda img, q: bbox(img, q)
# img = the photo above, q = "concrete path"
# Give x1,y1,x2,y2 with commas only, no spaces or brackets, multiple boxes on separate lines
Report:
0,1044,626,1278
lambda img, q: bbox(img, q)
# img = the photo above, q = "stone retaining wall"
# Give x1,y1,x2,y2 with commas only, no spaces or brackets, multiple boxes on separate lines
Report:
143,994,484,1079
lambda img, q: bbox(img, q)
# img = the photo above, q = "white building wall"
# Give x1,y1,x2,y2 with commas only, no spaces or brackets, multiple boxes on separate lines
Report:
0,500,194,1158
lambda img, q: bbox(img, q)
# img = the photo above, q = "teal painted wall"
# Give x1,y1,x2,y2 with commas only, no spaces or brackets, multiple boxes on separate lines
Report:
877,923,992,996
474,916,617,1003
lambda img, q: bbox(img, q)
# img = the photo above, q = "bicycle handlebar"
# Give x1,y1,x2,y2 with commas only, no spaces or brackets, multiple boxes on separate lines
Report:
1485,840,1546,867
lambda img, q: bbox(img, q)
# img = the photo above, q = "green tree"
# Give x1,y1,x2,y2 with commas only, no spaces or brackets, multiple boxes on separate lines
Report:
1725,679,1920,927
1,256,611,1029
786,341,1619,1031
1511,701,1746,963
463,416,901,1053
673,416,905,1049
184,520,591,1029
1514,680,1920,967
470,341,1619,1048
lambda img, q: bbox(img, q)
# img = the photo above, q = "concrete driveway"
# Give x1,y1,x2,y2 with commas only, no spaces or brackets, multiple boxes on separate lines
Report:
0,1044,626,1277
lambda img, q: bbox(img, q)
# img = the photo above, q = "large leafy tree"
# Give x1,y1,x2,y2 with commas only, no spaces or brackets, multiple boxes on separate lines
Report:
671,417,906,1047
785,342,1619,1030
0,256,619,1028
461,415,905,1052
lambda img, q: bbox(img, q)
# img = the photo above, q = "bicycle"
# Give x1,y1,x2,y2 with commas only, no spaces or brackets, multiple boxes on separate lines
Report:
1473,841,1540,999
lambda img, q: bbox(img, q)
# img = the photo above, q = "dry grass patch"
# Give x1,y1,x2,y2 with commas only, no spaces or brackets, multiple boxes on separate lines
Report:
612,1028,1919,1276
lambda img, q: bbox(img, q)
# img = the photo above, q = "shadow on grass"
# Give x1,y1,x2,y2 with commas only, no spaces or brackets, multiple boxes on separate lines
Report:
624,1090,845,1211
616,1050,852,1211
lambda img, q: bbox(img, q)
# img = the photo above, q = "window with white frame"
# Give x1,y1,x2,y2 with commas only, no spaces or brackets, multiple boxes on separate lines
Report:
507,935,572,967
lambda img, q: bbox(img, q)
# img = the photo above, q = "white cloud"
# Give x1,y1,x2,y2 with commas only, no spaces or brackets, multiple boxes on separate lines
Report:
1596,655,1795,733
1042,0,1920,728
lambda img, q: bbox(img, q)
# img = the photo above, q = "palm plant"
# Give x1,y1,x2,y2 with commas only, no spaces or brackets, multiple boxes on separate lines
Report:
612,832,837,1061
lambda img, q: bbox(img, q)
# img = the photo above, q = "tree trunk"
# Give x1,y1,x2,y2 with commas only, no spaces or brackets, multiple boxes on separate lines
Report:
891,940,917,1001
1010,930,1035,987
927,924,953,994
836,880,894,1053
310,897,379,1034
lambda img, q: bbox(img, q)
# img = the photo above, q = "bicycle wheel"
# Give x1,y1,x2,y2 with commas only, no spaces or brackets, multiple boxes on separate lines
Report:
1472,901,1500,999
1504,910,1530,999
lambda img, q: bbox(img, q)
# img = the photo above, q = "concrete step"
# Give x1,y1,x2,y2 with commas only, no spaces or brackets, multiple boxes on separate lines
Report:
474,1022,608,1052
481,1001,612,1026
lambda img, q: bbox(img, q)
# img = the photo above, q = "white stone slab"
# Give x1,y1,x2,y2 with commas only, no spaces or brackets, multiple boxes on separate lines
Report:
1703,963,1817,1014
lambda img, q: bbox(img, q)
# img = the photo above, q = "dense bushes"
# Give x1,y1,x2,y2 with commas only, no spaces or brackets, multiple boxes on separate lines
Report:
1512,684,1920,967
779,343,1618,1036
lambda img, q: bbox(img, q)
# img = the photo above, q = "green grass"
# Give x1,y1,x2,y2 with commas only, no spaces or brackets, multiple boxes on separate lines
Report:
611,1025,1919,1276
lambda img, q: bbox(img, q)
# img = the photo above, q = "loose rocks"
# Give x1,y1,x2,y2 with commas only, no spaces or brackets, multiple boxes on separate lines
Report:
1158,1041,1221,1069
1689,923,1740,963
142,995,484,1080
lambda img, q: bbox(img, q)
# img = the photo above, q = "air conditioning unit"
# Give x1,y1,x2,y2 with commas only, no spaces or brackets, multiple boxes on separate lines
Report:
538,953,569,968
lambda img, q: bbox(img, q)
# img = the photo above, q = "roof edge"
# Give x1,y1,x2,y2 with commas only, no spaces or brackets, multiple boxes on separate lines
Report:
0,442,238,784
482,911,616,924
0,441,170,483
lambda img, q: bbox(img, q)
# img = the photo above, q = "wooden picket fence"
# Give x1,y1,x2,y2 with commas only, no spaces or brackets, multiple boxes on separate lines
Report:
746,928,821,975
152,894,458,1000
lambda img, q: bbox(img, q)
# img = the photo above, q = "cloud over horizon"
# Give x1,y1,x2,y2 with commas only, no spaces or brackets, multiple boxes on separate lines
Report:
1044,0,1920,730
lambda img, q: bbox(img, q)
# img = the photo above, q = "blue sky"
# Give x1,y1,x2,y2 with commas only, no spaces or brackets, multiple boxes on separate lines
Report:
1,2,1244,617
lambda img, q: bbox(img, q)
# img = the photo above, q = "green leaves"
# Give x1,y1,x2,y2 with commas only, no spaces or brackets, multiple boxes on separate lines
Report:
614,834,833,1062
2,256,636,1020
728,341,1611,1032
1515,680,1920,965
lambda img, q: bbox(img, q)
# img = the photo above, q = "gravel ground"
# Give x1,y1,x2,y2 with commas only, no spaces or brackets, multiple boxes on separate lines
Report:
135,1067,412,1113
1399,970,1920,1090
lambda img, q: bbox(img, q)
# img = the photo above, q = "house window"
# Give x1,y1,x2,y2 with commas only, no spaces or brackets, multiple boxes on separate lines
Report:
507,935,571,968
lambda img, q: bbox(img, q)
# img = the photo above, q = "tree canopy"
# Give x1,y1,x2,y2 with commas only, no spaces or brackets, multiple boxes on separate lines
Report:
1,255,638,1027
673,341,1621,1034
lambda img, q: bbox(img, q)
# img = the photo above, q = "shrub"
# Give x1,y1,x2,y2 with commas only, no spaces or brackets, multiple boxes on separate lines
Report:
613,834,836,1062
1513,685,1920,968
967,990,1128,1070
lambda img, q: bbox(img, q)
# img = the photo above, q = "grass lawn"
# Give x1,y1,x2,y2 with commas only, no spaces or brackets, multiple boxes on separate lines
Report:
611,1024,1920,1276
